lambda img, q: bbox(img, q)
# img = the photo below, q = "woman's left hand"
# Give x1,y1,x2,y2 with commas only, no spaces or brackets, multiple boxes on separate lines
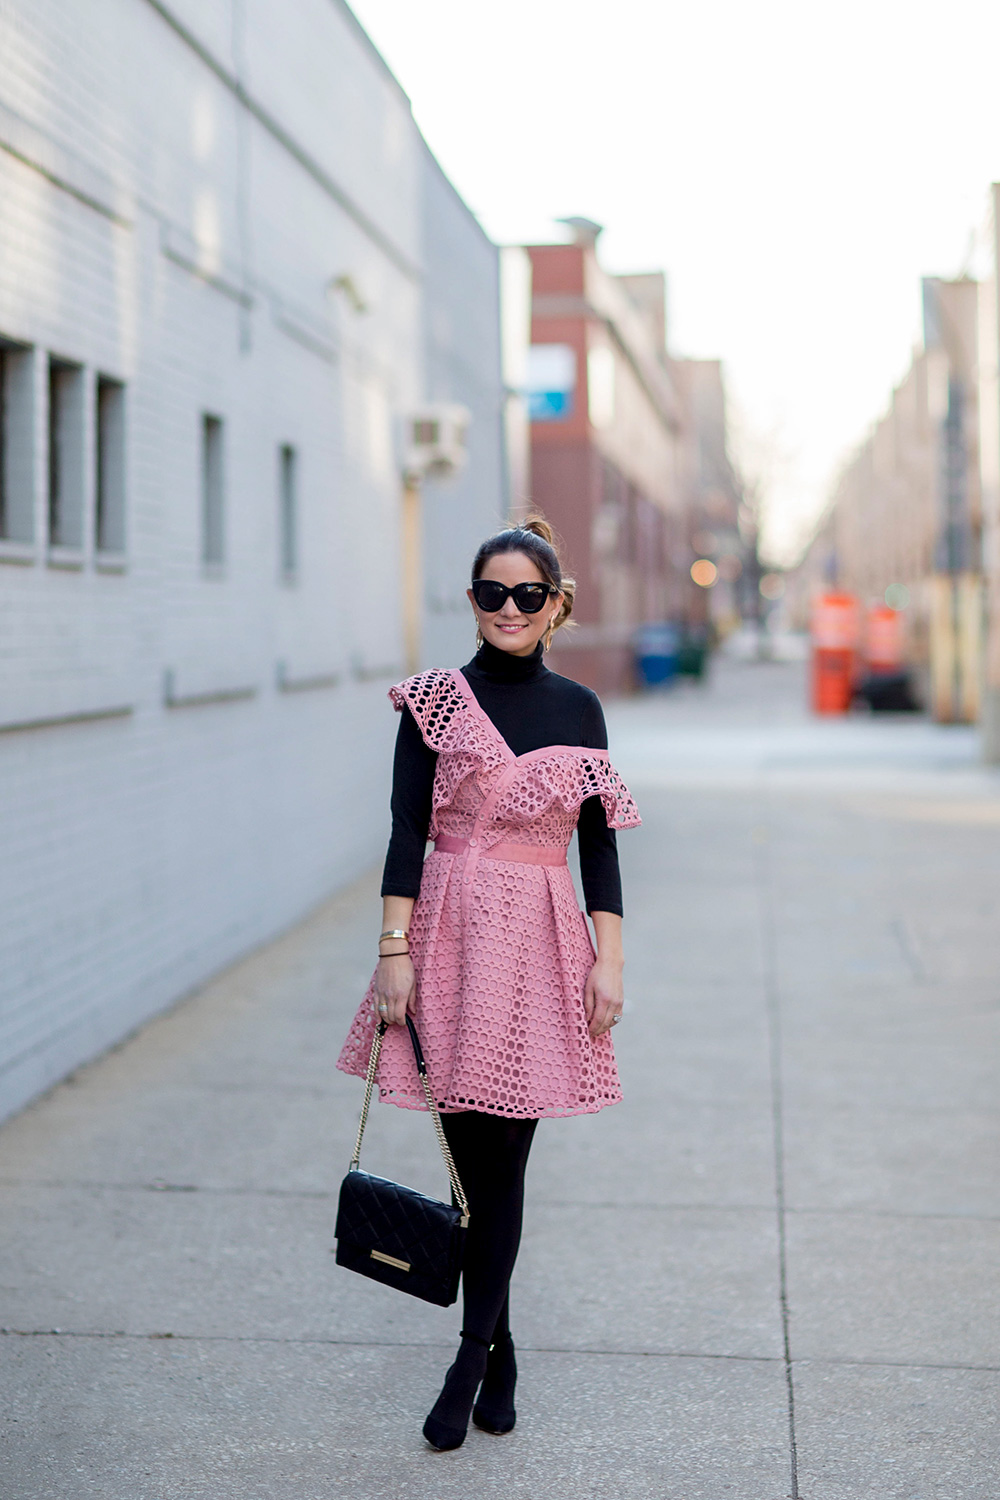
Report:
584,955,624,1037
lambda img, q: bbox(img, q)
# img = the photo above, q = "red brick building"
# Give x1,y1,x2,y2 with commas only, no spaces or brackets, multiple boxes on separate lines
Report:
524,229,689,694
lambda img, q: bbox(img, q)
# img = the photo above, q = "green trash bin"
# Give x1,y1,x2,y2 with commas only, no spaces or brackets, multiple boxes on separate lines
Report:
676,634,708,678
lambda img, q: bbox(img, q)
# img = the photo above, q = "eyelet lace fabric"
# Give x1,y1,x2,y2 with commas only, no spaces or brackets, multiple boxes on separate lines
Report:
337,669,641,1119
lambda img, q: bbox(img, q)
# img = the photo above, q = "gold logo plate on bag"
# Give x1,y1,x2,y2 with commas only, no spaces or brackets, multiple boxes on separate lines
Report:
371,1249,411,1272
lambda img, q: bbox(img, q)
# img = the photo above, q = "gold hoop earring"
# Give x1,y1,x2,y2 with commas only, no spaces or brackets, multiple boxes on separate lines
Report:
544,616,556,652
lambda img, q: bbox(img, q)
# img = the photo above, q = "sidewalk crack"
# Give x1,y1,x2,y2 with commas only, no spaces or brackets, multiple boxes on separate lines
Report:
754,814,800,1500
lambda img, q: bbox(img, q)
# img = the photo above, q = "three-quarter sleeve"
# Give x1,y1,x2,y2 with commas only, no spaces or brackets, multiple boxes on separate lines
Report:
577,695,623,916
380,706,437,898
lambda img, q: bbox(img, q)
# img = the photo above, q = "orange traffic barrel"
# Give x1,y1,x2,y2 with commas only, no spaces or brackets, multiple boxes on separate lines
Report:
866,604,904,672
812,650,854,713
811,592,860,650
810,593,859,715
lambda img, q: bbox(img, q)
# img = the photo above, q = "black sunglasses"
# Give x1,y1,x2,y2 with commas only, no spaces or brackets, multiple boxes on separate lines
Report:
471,579,560,614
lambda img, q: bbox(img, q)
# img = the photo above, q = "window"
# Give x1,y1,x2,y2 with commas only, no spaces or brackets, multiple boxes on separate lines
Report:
48,357,84,548
0,340,35,543
279,443,297,579
201,414,224,567
587,346,616,429
525,344,576,422
95,377,126,553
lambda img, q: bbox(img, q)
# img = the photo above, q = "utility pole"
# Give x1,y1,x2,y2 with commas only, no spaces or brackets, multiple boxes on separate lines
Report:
738,477,767,657
982,187,1000,760
923,276,981,724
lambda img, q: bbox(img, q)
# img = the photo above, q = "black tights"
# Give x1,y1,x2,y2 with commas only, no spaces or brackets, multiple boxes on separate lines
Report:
441,1111,538,1343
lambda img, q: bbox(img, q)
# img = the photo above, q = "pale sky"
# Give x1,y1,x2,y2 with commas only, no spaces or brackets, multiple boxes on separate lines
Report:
350,0,1000,563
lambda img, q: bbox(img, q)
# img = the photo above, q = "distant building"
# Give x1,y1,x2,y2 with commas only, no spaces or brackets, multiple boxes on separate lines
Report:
807,276,981,719
0,0,506,1122
672,358,747,635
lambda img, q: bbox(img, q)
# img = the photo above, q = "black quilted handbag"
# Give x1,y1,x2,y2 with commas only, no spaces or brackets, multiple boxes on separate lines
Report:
335,1017,469,1307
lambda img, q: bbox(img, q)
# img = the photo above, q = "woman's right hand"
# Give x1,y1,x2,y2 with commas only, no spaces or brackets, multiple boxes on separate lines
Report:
373,954,416,1027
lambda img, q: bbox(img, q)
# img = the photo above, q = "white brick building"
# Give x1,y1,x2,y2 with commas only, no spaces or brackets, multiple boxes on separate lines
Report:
0,0,507,1122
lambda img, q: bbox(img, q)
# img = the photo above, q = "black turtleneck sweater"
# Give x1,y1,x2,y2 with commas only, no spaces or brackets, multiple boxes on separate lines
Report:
381,641,623,915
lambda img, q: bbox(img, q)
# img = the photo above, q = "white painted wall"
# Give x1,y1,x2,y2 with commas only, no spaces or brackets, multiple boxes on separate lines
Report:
0,0,505,1122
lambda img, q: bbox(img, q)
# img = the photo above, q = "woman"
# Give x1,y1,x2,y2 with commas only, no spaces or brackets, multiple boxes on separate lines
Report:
337,517,640,1451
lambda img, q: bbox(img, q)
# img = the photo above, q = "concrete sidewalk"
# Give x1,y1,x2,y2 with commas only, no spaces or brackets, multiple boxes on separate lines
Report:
2,657,999,1498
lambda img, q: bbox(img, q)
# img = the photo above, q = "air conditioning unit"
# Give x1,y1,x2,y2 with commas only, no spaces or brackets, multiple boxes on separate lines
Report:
403,405,470,483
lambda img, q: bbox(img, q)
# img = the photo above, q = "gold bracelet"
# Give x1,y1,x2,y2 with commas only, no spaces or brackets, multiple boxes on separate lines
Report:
379,928,409,942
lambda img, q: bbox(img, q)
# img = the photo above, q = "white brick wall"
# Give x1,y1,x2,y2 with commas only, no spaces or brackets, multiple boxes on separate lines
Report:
0,0,506,1123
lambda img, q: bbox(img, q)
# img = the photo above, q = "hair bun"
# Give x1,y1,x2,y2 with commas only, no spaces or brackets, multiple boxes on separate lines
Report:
520,515,556,547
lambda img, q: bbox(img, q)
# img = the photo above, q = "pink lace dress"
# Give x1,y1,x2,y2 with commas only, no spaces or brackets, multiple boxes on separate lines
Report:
337,668,641,1119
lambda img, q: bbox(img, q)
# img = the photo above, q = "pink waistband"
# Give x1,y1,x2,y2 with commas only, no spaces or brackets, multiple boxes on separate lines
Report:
433,834,568,867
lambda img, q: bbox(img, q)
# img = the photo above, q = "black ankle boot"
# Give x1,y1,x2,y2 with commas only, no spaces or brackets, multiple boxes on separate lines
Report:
472,1331,517,1435
422,1331,491,1452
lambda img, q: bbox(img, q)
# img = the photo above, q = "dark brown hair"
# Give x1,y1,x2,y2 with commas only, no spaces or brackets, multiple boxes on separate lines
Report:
471,516,576,634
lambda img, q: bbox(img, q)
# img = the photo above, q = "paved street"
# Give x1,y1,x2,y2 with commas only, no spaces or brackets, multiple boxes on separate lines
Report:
2,654,999,1499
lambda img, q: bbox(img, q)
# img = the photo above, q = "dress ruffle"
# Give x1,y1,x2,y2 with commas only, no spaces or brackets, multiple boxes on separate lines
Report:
486,746,640,837
389,669,640,837
389,670,505,836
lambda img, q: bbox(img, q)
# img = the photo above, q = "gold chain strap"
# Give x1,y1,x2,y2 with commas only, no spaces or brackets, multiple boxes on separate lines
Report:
349,1024,385,1173
349,1021,470,1224
414,1068,470,1222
